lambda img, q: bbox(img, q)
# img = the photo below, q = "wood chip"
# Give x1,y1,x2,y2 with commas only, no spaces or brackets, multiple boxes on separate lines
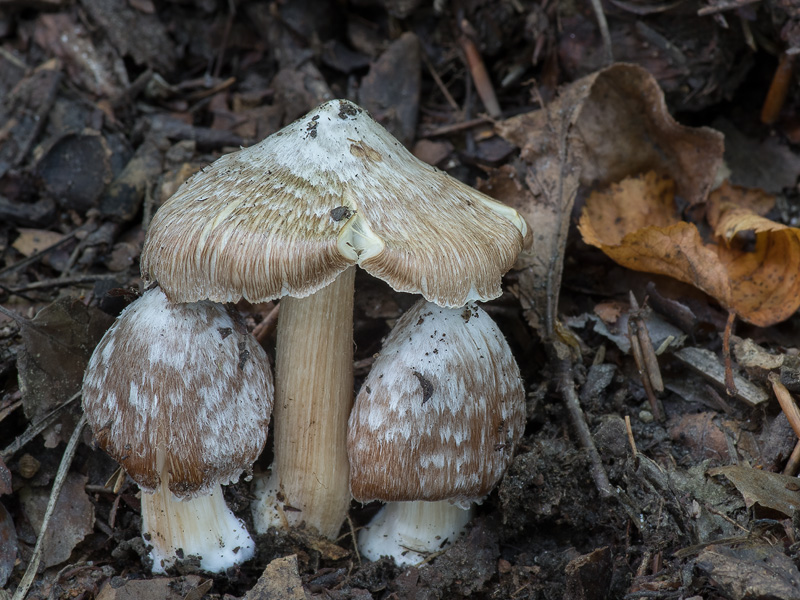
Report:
672,347,768,406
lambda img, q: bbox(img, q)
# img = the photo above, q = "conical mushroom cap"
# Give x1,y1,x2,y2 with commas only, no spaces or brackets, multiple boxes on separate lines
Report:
82,287,274,498
347,299,525,503
141,99,529,308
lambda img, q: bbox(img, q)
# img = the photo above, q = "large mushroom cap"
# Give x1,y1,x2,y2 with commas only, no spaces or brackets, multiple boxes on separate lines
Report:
347,299,525,504
82,287,274,498
141,99,529,308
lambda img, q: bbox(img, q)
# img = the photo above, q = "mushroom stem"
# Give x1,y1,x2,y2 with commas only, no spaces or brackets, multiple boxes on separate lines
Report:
253,267,355,538
141,481,255,574
358,500,474,566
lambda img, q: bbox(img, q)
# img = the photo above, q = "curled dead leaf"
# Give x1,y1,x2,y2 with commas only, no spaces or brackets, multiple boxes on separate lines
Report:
578,172,799,327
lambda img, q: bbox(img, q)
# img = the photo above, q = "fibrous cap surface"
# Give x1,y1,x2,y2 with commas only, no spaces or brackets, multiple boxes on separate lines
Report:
82,286,274,498
348,299,525,503
141,99,528,308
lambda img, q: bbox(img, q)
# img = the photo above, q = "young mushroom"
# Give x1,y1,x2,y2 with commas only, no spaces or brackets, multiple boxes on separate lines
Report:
82,286,273,573
139,98,530,538
348,300,525,565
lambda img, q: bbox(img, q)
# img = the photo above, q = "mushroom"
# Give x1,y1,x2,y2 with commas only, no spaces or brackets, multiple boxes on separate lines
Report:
347,299,525,565
139,99,530,538
82,286,273,573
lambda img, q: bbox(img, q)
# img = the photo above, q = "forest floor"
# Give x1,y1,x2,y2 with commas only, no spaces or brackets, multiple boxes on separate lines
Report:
2,0,800,598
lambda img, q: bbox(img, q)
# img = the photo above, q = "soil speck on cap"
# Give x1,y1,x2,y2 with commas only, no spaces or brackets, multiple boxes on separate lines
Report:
412,370,434,404
237,342,250,370
330,206,352,221
338,101,360,118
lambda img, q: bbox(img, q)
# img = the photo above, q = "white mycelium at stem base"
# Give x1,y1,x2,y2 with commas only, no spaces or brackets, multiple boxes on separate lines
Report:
139,98,530,538
141,482,254,574
358,500,473,566
82,287,273,573
348,300,525,564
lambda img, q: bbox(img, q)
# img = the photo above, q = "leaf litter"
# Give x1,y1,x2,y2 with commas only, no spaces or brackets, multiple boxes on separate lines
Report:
2,3,800,599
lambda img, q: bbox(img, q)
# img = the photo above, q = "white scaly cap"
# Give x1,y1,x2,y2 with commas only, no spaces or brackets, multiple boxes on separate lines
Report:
82,286,274,572
348,299,525,504
347,300,524,565
140,99,529,308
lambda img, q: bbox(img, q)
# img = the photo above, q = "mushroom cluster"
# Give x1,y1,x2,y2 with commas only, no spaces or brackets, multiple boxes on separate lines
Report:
138,98,530,539
82,286,273,573
348,300,525,564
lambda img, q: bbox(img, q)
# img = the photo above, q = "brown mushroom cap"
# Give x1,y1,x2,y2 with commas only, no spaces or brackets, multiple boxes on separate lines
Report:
82,287,274,498
347,299,525,503
141,99,528,308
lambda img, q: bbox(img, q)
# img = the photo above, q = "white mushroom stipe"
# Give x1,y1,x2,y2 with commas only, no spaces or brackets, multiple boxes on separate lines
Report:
82,286,273,572
142,483,254,574
358,501,473,566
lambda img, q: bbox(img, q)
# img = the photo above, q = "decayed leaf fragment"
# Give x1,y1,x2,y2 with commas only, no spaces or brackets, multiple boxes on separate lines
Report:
492,62,723,338
578,172,800,327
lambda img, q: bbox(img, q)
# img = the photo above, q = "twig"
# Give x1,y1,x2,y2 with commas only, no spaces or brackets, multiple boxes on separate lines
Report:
697,0,761,15
12,414,86,600
338,513,362,566
783,440,800,476
457,20,502,118
0,399,22,425
0,232,77,279
588,0,614,65
0,47,28,70
770,374,800,439
8,274,117,294
761,53,794,125
253,303,280,345
628,292,664,421
212,0,237,79
624,415,638,458
722,311,737,396
1,391,81,462
419,116,493,138
420,48,461,113
556,358,614,499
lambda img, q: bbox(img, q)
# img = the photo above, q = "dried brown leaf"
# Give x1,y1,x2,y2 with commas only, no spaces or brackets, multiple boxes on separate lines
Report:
493,63,723,339
496,63,724,206
578,172,732,309
19,473,94,569
710,190,800,326
0,502,16,587
709,465,800,516
578,172,800,327
12,229,65,257
14,298,115,421
244,555,308,600
696,545,800,600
